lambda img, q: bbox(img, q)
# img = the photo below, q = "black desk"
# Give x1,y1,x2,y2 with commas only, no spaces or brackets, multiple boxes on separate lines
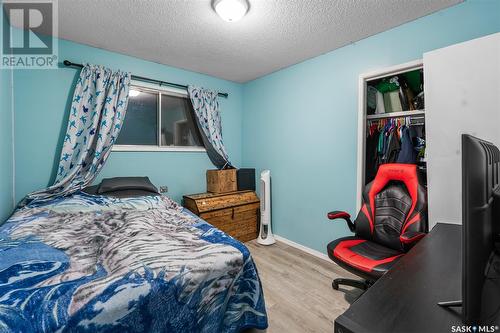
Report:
335,223,463,333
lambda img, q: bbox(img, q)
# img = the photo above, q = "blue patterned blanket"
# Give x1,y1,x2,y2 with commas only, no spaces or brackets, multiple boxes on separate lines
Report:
0,193,268,332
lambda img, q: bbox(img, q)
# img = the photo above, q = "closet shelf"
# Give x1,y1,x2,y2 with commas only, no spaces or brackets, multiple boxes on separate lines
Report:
366,110,425,120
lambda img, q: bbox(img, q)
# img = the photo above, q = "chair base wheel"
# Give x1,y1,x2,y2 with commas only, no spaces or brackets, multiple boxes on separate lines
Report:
332,278,372,291
332,280,339,290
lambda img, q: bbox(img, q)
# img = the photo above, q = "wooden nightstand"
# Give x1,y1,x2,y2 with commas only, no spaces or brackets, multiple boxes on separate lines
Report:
183,190,260,242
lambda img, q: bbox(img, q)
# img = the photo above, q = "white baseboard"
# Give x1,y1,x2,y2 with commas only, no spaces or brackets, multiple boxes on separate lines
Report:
274,235,331,262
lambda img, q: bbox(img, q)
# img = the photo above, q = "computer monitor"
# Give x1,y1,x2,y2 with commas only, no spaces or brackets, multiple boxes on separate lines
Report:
461,134,500,324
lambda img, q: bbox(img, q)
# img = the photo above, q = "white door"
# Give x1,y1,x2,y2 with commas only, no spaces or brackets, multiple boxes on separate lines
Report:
425,32,500,229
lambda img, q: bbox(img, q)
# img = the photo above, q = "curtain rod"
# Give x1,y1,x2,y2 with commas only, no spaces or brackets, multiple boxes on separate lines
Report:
62,60,229,98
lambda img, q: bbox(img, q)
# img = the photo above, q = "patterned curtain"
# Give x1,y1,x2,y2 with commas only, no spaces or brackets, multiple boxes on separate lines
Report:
188,86,233,169
22,64,131,206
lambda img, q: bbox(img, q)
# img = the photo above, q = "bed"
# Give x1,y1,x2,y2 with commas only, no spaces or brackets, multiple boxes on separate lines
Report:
0,188,268,332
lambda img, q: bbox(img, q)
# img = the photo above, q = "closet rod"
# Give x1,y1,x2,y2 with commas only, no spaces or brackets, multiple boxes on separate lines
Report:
62,60,229,98
366,110,425,120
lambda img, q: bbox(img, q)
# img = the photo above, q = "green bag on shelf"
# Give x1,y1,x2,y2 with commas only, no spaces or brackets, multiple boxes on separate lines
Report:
376,79,399,93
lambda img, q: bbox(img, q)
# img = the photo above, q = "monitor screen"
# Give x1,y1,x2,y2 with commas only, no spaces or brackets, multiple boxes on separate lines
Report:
462,134,500,324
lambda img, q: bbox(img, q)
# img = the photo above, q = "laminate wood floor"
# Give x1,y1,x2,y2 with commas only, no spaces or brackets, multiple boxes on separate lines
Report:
245,240,363,333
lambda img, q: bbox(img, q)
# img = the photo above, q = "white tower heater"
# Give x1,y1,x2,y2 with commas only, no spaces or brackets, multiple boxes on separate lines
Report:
257,170,275,245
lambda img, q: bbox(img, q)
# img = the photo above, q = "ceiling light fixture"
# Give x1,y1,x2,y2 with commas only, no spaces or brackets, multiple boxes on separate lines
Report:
129,89,141,97
214,0,249,23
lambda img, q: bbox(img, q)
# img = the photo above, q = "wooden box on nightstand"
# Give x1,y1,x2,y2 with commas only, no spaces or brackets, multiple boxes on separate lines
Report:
206,169,237,194
183,190,260,242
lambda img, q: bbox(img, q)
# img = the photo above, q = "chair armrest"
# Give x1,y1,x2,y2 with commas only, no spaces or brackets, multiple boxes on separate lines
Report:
327,211,355,232
400,231,426,244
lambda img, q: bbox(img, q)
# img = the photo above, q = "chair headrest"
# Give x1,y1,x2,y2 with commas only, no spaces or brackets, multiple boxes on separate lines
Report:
374,164,418,185
368,164,420,225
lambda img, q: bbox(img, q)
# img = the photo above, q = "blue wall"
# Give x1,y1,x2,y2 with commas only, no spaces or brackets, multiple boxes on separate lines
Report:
13,38,244,203
241,0,500,253
0,65,13,222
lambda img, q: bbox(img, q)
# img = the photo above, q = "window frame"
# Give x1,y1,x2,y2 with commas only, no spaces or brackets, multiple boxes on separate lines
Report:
112,81,206,153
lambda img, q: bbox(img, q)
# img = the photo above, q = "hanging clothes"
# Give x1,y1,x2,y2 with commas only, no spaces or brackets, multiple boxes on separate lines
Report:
365,128,380,183
397,126,417,163
385,128,401,163
366,116,426,185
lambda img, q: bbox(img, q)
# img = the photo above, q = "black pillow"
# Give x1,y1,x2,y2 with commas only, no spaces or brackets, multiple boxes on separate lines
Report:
97,189,159,198
97,177,158,194
81,185,159,198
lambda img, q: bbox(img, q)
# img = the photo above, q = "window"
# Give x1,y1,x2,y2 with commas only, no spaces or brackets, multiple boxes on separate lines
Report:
114,84,204,151
116,89,158,146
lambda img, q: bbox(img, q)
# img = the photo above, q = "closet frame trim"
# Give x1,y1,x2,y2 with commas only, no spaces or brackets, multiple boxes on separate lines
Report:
356,59,423,211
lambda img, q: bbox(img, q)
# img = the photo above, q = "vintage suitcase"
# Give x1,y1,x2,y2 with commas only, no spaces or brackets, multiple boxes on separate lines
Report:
183,190,260,242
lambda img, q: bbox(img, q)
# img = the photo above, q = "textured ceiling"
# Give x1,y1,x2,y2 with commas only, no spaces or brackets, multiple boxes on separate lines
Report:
54,0,462,83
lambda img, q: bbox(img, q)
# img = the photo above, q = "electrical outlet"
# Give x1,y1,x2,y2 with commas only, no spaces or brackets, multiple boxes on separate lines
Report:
159,186,168,193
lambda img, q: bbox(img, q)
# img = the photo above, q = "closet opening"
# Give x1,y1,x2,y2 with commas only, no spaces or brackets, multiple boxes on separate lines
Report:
357,60,426,210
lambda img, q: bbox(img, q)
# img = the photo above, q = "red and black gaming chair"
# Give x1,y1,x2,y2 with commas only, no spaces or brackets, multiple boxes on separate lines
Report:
327,163,428,290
